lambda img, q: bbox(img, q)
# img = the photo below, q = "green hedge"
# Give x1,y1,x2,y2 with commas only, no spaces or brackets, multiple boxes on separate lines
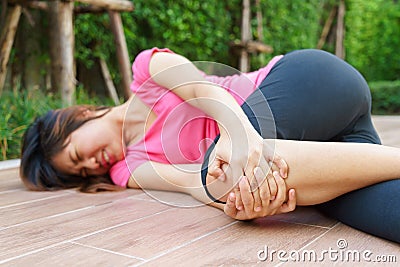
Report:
370,80,400,115
345,0,400,81
73,0,400,83
74,0,331,81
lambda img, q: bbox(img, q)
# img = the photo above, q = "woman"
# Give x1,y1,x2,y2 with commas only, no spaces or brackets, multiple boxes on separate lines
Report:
20,48,400,243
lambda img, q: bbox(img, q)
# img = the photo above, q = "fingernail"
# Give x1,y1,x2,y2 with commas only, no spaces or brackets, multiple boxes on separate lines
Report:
270,196,276,201
238,205,243,210
255,206,262,212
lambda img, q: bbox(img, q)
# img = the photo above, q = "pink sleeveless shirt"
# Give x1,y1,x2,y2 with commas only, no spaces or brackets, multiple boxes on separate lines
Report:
110,47,283,186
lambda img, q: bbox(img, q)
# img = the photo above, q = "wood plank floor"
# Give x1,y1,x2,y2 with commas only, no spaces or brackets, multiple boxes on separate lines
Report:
1,116,399,266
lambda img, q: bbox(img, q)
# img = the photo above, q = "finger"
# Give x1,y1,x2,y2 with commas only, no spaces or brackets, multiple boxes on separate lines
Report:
279,189,297,213
269,172,286,210
268,162,279,199
224,192,238,218
273,154,288,178
256,156,271,189
269,161,279,173
247,154,269,192
252,167,264,212
246,168,259,193
234,184,243,211
239,176,255,216
207,158,225,178
217,162,229,182
267,171,279,201
258,168,272,206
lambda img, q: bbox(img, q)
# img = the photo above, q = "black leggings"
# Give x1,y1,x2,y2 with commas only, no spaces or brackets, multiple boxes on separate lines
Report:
201,49,400,243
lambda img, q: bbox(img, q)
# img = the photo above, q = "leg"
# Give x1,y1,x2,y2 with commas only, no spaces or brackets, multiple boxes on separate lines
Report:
270,140,400,205
202,49,399,243
243,49,400,243
206,140,400,206
317,181,400,243
315,110,400,243
205,139,400,243
242,49,374,141
207,48,373,205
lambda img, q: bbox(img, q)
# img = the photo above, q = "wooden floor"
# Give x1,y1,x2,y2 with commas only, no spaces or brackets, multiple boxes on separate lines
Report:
1,116,399,266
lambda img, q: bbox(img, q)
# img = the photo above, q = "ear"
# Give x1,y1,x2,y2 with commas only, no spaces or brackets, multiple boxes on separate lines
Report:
81,108,96,119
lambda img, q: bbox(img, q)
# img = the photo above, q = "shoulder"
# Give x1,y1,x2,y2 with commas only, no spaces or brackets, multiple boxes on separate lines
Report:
134,47,175,69
132,47,176,84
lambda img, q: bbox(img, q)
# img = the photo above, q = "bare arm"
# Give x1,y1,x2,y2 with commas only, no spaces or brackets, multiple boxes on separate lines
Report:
129,162,225,210
128,161,292,216
149,52,251,131
148,52,288,193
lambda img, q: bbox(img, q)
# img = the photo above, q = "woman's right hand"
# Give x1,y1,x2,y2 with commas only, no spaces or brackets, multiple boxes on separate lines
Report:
224,168,296,220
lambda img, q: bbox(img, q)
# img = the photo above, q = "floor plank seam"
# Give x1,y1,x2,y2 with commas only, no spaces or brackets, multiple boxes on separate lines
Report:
70,209,173,243
0,188,23,195
268,218,334,230
127,195,158,203
0,206,95,231
69,241,146,261
1,194,169,231
273,222,341,267
297,221,341,250
0,209,172,265
135,220,239,266
0,192,70,210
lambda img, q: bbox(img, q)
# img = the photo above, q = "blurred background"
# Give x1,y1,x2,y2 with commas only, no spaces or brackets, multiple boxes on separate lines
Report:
1,0,399,160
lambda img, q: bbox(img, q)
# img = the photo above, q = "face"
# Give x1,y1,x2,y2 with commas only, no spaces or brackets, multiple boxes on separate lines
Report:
51,114,124,177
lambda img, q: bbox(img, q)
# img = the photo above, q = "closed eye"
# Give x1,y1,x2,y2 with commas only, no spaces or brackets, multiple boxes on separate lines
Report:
73,147,86,177
75,148,82,161
69,151,78,165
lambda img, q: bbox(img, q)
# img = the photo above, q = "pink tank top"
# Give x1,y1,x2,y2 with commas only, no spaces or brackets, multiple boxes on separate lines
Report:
110,47,282,186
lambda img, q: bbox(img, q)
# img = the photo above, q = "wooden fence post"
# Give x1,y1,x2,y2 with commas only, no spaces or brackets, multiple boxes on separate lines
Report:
109,11,132,100
99,57,120,105
336,0,345,59
240,0,251,72
48,0,75,106
0,5,21,95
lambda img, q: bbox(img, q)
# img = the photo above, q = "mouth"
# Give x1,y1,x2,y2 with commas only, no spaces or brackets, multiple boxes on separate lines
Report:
101,149,111,168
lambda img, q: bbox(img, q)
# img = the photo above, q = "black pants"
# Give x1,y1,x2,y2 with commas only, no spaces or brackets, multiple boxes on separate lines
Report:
202,49,400,243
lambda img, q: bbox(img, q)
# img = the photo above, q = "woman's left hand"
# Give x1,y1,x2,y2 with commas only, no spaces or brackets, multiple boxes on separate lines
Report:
224,171,296,220
208,127,288,194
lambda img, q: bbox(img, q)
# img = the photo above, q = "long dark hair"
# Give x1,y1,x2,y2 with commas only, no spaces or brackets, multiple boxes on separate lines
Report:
20,105,124,193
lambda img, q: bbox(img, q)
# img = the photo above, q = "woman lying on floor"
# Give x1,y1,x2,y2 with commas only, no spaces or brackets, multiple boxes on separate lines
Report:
20,48,400,243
